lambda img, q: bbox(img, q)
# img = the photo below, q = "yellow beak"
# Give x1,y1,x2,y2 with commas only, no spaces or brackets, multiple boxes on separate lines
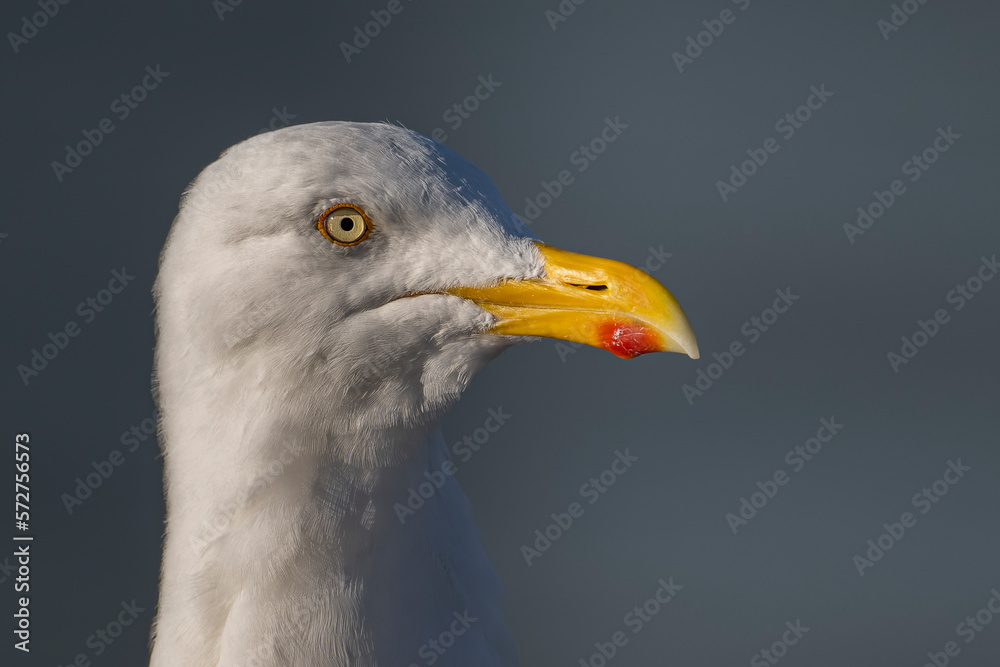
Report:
447,243,699,359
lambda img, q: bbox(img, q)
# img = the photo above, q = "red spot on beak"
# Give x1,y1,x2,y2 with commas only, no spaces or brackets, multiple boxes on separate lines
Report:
597,321,662,359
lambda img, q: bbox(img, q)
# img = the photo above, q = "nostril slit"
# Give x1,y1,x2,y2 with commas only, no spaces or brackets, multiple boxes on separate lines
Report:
570,283,608,291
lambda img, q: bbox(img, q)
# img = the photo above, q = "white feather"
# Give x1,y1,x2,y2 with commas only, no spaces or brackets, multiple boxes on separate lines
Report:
150,122,542,666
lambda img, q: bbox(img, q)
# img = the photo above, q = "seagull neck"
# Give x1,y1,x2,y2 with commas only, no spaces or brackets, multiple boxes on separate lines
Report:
154,420,491,665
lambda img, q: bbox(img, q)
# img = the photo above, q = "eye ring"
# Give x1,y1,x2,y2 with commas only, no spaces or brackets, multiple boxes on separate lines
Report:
318,204,371,246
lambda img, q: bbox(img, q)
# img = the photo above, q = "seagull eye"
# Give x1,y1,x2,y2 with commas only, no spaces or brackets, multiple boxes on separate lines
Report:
319,205,370,245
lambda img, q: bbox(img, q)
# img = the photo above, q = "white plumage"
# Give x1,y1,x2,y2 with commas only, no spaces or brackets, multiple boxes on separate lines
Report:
149,121,696,666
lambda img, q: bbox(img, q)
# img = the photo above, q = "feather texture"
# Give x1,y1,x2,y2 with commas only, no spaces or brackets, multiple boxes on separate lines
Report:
150,122,539,666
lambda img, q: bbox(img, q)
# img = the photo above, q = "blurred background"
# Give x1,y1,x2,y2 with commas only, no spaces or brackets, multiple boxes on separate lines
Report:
2,0,998,665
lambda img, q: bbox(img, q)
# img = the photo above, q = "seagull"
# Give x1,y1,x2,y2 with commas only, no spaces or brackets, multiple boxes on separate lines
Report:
148,121,698,667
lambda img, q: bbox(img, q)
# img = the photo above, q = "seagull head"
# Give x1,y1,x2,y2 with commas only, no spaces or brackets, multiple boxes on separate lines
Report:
151,121,701,665
155,121,698,462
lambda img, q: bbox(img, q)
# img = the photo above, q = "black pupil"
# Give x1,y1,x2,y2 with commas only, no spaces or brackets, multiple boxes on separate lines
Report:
339,217,355,232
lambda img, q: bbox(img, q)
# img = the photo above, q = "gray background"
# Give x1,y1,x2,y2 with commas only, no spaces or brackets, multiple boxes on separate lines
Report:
2,0,998,665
